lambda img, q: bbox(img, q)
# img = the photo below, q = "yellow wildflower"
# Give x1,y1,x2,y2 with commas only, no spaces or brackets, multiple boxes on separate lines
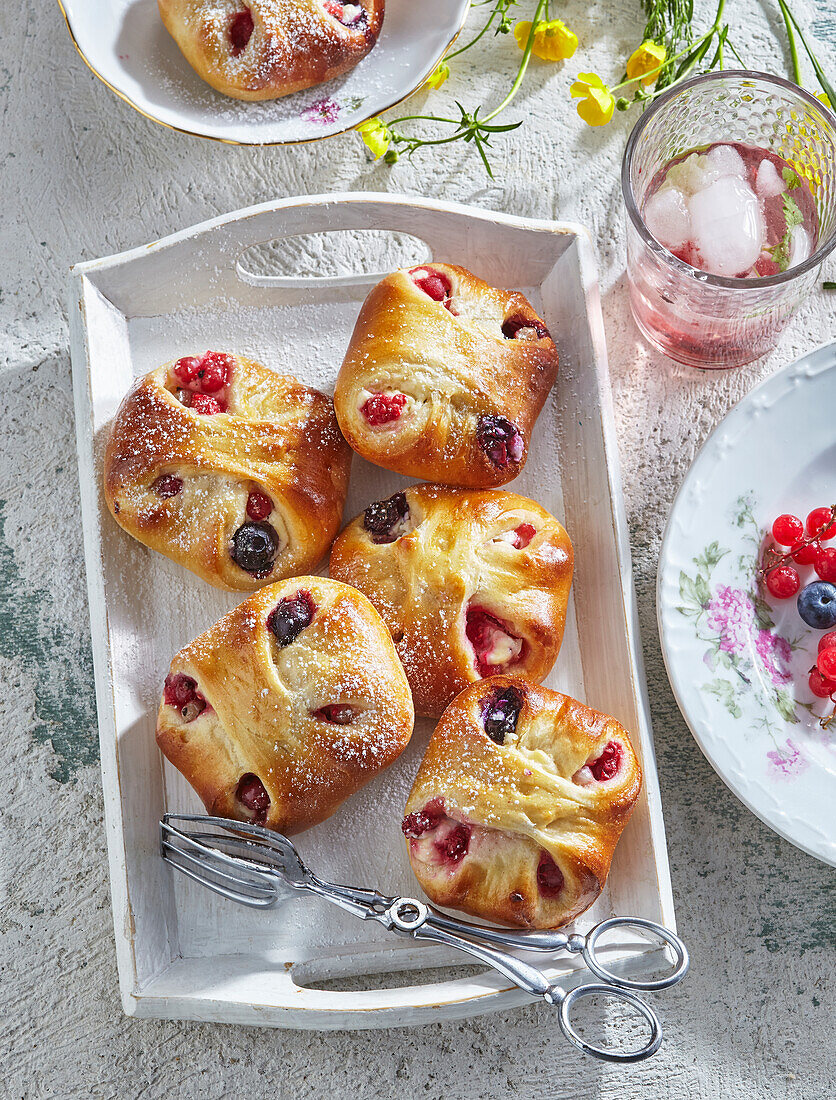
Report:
514,19,578,61
626,40,667,86
425,61,450,90
356,117,390,159
570,73,615,126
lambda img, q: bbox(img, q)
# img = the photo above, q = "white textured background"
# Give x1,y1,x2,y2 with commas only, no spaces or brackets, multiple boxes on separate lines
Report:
1,1,835,1097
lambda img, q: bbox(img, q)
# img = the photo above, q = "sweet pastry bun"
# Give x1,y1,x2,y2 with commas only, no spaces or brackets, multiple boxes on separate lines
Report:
156,576,414,834
329,484,573,716
333,264,559,488
104,351,351,591
402,677,642,929
158,0,384,101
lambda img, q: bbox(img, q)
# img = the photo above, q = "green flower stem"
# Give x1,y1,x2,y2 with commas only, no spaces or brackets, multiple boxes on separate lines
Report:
779,0,803,86
777,0,836,106
446,0,514,60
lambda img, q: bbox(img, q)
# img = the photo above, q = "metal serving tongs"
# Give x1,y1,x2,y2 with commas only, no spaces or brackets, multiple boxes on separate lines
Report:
161,814,688,1061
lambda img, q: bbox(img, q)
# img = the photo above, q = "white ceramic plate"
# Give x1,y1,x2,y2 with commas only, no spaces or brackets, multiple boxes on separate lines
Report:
57,0,470,145
659,343,836,867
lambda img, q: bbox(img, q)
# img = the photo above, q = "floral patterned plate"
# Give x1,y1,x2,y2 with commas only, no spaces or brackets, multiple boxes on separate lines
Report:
57,0,470,145
658,342,836,867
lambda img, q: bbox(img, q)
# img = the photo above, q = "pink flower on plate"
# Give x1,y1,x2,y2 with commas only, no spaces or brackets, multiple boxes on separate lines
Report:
302,98,340,125
706,585,755,657
766,739,809,781
755,629,793,687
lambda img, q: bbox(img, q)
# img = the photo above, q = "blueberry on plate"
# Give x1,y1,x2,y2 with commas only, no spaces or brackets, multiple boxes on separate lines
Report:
797,581,836,630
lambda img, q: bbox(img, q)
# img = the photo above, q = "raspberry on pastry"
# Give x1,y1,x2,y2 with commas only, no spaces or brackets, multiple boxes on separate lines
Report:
104,352,352,591
156,577,414,834
158,0,384,102
333,265,558,488
402,677,642,929
329,484,573,716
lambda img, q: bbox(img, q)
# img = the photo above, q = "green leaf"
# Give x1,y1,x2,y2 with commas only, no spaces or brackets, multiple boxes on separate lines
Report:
676,605,701,618
783,193,804,230
782,166,801,189
679,571,699,605
752,596,775,631
695,574,711,605
705,678,743,719
774,689,800,724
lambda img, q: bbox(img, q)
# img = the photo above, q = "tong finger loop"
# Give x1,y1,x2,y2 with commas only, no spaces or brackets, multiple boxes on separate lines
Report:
559,984,663,1063
387,898,429,932
583,917,690,991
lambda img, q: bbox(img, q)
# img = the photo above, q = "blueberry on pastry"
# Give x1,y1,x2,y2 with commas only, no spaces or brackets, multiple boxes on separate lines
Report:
104,352,351,591
329,484,573,716
157,0,384,101
156,577,414,834
402,677,642,929
333,264,558,488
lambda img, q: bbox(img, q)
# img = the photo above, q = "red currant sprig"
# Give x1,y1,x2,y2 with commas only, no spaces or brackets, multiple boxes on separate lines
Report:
760,504,836,597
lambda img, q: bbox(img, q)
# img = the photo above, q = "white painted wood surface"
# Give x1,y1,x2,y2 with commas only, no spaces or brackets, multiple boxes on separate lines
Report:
70,194,674,1027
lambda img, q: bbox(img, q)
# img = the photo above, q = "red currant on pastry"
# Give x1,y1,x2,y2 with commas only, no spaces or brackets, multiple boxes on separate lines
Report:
410,266,454,307
588,741,623,781
323,0,366,25
236,772,269,822
312,704,357,725
246,490,273,521
818,631,836,654
501,313,550,340
191,393,224,415
228,9,254,54
402,677,641,929
151,474,184,499
361,392,407,426
163,673,207,722
536,853,565,898
466,607,524,676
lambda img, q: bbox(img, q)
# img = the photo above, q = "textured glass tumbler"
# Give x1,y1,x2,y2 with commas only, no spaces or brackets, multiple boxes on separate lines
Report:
622,71,836,369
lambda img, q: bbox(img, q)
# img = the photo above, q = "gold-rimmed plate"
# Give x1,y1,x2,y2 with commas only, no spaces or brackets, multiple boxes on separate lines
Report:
58,0,470,146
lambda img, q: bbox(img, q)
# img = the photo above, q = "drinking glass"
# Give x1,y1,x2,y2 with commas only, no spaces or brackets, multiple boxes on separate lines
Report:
622,71,836,369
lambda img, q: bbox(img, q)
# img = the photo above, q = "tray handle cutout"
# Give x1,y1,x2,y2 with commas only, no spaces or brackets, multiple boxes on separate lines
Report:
235,229,434,289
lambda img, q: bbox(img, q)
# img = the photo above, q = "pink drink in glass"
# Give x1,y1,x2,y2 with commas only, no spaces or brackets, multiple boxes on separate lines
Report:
642,142,819,278
622,72,836,369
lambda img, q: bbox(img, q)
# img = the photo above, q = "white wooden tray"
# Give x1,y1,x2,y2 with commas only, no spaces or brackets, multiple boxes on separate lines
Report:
69,194,675,1029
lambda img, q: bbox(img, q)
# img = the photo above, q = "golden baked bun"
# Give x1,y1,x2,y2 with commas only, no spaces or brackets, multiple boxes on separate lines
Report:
329,484,573,716
158,0,384,101
333,264,559,488
157,577,414,835
403,677,642,929
104,352,351,591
